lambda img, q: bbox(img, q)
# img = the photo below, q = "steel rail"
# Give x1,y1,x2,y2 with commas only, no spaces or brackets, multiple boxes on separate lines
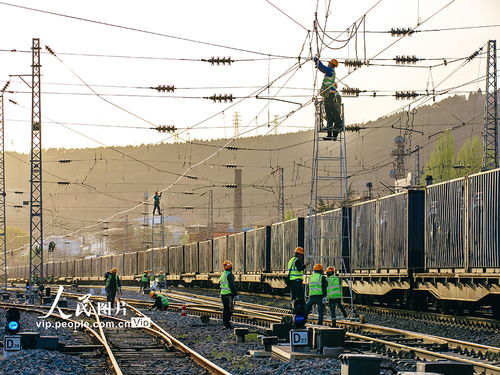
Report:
0,302,123,375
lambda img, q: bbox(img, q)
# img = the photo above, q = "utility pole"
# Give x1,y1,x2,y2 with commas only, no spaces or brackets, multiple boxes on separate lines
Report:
29,38,43,291
483,40,498,170
412,145,423,186
0,81,9,289
142,192,150,249
233,169,242,232
208,189,213,239
277,167,284,222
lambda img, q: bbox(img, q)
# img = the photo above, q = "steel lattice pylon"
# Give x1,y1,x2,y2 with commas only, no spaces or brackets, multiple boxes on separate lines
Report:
483,40,498,170
0,93,7,288
29,38,43,289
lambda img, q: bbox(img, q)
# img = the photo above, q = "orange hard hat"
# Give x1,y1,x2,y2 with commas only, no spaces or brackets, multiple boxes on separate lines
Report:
313,264,323,271
111,267,118,273
223,260,233,270
149,291,156,298
329,58,339,67
326,266,335,273
294,247,304,255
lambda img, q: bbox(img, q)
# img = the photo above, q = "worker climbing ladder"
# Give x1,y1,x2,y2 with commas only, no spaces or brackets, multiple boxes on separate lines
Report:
307,96,356,319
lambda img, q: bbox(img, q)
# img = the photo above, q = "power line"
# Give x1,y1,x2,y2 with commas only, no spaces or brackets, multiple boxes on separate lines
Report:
0,1,293,58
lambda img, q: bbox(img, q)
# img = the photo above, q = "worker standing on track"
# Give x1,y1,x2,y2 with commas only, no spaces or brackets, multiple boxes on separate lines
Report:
220,260,237,329
313,56,343,141
140,270,149,293
157,271,166,292
149,270,156,289
305,264,328,325
286,247,307,302
326,266,348,327
105,267,122,308
153,191,162,215
148,291,169,311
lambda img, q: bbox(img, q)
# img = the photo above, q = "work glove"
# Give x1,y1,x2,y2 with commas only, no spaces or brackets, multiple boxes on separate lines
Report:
313,56,319,62
322,297,327,304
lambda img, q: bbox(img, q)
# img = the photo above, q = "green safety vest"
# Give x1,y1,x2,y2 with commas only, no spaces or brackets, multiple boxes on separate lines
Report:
309,272,323,297
106,274,119,289
321,70,336,98
149,273,155,281
158,274,166,282
327,275,342,299
158,294,169,307
287,257,304,281
220,270,231,295
141,274,149,282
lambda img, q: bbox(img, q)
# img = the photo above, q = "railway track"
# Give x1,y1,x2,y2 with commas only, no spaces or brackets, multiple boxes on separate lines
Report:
0,297,232,375
6,286,500,374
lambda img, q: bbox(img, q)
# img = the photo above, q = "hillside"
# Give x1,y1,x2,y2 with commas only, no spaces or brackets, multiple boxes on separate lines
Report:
5,91,485,256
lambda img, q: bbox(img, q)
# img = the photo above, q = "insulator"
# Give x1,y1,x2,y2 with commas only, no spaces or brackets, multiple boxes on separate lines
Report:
45,45,56,56
344,59,363,68
394,55,419,64
57,181,70,185
155,125,177,133
390,27,414,37
58,159,71,163
224,164,237,168
395,91,419,100
208,94,234,103
152,85,175,92
183,192,194,195
224,184,237,189
1,81,10,92
341,87,361,97
204,57,234,65
8,99,18,105
225,146,239,151
185,175,198,180
345,125,363,132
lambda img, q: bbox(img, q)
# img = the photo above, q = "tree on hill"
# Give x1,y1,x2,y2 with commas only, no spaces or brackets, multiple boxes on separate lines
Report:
454,136,482,176
422,132,483,184
422,131,456,183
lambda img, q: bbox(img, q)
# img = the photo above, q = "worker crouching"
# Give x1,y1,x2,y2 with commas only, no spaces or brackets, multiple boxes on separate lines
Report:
220,260,237,329
305,264,327,325
148,291,169,311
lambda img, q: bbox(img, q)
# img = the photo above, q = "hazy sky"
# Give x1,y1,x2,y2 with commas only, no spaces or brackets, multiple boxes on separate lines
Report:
0,0,499,153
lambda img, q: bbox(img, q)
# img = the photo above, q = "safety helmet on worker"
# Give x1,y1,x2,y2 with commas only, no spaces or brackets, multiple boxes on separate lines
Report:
329,58,339,67
111,267,118,274
223,260,233,270
313,264,323,271
294,247,304,255
326,266,335,274
149,291,156,298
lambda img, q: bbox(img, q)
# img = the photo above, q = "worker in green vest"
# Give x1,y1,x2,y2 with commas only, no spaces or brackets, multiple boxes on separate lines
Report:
148,291,169,311
148,270,155,288
139,270,149,293
313,56,343,141
286,247,307,301
326,266,348,326
105,267,122,307
157,271,166,292
220,260,237,329
305,264,328,325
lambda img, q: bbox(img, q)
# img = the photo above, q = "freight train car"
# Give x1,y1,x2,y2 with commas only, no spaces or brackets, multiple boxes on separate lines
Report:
7,168,499,317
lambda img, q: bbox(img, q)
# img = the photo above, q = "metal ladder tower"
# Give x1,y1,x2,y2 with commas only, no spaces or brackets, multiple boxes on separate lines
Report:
151,205,165,249
0,82,9,289
483,40,498,170
29,38,44,294
307,96,355,318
